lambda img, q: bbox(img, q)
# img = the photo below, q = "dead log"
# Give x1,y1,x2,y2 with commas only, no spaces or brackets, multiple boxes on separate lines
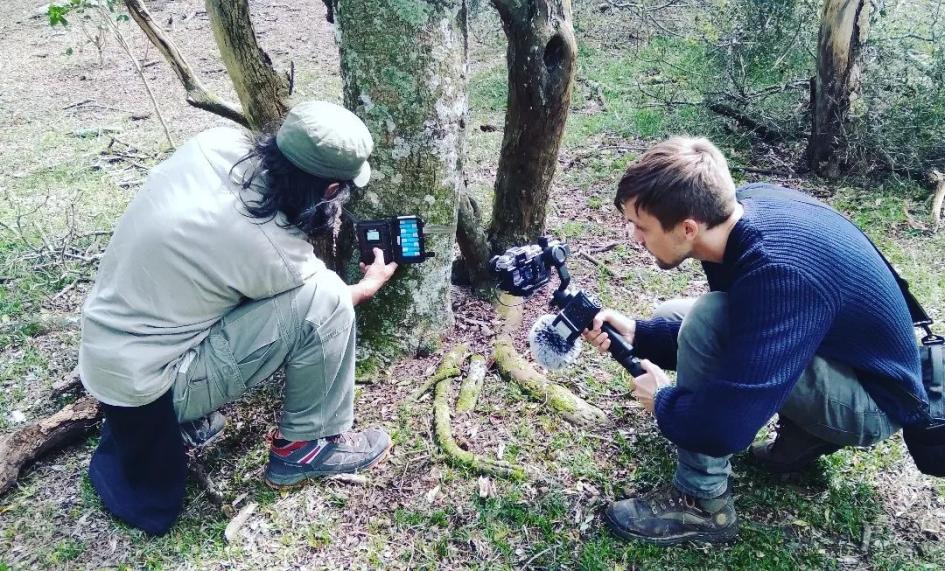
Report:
493,294,608,426
0,395,101,495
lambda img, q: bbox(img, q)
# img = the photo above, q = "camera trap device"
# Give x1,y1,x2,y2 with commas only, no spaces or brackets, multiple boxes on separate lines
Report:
355,215,435,265
490,237,645,376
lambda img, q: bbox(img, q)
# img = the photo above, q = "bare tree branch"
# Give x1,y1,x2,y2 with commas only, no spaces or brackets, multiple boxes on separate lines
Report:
123,0,249,128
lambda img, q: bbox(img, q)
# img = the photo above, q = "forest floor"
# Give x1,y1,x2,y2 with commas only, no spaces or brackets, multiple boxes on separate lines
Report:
0,0,943,569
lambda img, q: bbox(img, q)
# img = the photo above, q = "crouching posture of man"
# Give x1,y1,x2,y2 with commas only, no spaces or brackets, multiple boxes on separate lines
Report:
79,101,397,535
584,137,925,545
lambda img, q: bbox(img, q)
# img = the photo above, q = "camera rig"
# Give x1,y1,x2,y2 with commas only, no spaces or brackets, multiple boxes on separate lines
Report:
490,237,645,376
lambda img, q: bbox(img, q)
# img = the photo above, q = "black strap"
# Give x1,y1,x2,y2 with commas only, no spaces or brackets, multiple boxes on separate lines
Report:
736,184,943,346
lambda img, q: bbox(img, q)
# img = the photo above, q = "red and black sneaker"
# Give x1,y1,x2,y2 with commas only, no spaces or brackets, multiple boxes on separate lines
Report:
264,428,391,489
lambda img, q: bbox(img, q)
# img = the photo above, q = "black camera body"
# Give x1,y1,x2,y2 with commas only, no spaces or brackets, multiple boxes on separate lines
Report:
489,237,569,297
355,215,434,265
491,236,644,376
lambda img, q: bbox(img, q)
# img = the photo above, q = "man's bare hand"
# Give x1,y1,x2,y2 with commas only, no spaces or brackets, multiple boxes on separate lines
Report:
351,248,397,305
631,359,670,414
582,309,636,354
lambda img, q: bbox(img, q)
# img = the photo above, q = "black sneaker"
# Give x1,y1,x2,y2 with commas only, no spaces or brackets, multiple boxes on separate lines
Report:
264,428,391,489
179,411,226,449
749,416,841,473
604,485,739,545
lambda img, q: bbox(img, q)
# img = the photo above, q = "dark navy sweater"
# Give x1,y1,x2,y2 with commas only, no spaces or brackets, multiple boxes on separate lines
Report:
635,185,925,457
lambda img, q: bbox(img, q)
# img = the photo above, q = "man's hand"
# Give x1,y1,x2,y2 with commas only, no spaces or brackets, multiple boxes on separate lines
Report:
350,248,398,305
631,359,670,414
582,309,636,353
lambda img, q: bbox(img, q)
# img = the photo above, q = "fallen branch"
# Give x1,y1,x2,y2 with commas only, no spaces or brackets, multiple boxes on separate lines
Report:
0,395,101,496
494,294,608,427
455,354,487,414
433,371,526,480
124,0,249,128
408,344,469,402
51,367,82,397
187,453,231,516
707,102,787,143
224,501,256,543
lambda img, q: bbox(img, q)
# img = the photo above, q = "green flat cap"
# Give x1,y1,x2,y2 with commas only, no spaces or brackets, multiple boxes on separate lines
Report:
276,101,373,187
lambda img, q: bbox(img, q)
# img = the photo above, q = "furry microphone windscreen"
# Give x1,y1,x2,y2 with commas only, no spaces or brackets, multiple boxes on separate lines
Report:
528,314,582,370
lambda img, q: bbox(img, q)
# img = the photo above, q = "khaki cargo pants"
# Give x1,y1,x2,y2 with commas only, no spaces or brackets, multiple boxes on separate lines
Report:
171,272,356,442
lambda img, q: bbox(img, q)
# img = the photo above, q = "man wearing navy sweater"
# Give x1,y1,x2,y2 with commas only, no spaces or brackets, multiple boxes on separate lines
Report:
584,137,924,545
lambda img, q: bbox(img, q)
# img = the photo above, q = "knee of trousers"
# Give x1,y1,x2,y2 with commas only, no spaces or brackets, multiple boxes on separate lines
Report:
653,298,697,320
289,271,355,344
677,292,729,362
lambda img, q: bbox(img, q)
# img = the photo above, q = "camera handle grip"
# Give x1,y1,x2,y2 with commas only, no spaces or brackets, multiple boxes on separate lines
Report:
600,322,645,377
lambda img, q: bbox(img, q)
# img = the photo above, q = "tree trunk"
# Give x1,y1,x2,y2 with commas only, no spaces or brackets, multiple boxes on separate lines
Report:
332,0,468,361
807,0,871,177
205,0,290,130
484,0,576,254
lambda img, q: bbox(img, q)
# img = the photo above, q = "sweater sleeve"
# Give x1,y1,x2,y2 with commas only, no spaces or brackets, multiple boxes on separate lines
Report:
633,317,681,370
652,264,836,456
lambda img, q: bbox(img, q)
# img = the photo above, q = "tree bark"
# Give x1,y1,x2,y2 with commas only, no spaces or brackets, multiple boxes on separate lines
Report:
0,396,101,496
124,0,249,127
483,0,576,255
205,0,290,130
808,0,871,177
332,0,468,361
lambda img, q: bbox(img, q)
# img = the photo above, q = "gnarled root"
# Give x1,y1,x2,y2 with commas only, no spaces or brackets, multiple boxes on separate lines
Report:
433,373,526,480
455,354,487,413
407,343,469,402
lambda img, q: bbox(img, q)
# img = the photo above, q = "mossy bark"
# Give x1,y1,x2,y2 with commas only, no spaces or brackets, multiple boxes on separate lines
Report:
333,0,468,362
808,0,871,177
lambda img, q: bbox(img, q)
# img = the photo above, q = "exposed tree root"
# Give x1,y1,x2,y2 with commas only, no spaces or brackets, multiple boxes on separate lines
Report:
0,395,101,496
433,373,526,480
455,354,487,414
407,344,469,402
493,294,608,427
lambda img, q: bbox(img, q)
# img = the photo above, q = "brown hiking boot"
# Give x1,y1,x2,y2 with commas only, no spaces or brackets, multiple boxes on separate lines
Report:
749,416,841,473
603,485,738,546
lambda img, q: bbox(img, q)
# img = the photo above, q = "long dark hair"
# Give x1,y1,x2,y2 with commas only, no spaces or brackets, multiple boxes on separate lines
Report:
231,128,352,240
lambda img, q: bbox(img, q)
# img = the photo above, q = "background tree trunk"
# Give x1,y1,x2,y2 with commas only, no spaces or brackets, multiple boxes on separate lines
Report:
807,0,871,177
205,0,290,129
332,0,468,361
488,0,576,250
456,0,577,288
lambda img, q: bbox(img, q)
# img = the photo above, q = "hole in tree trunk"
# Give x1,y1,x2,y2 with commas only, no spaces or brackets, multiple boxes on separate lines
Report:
543,35,565,73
